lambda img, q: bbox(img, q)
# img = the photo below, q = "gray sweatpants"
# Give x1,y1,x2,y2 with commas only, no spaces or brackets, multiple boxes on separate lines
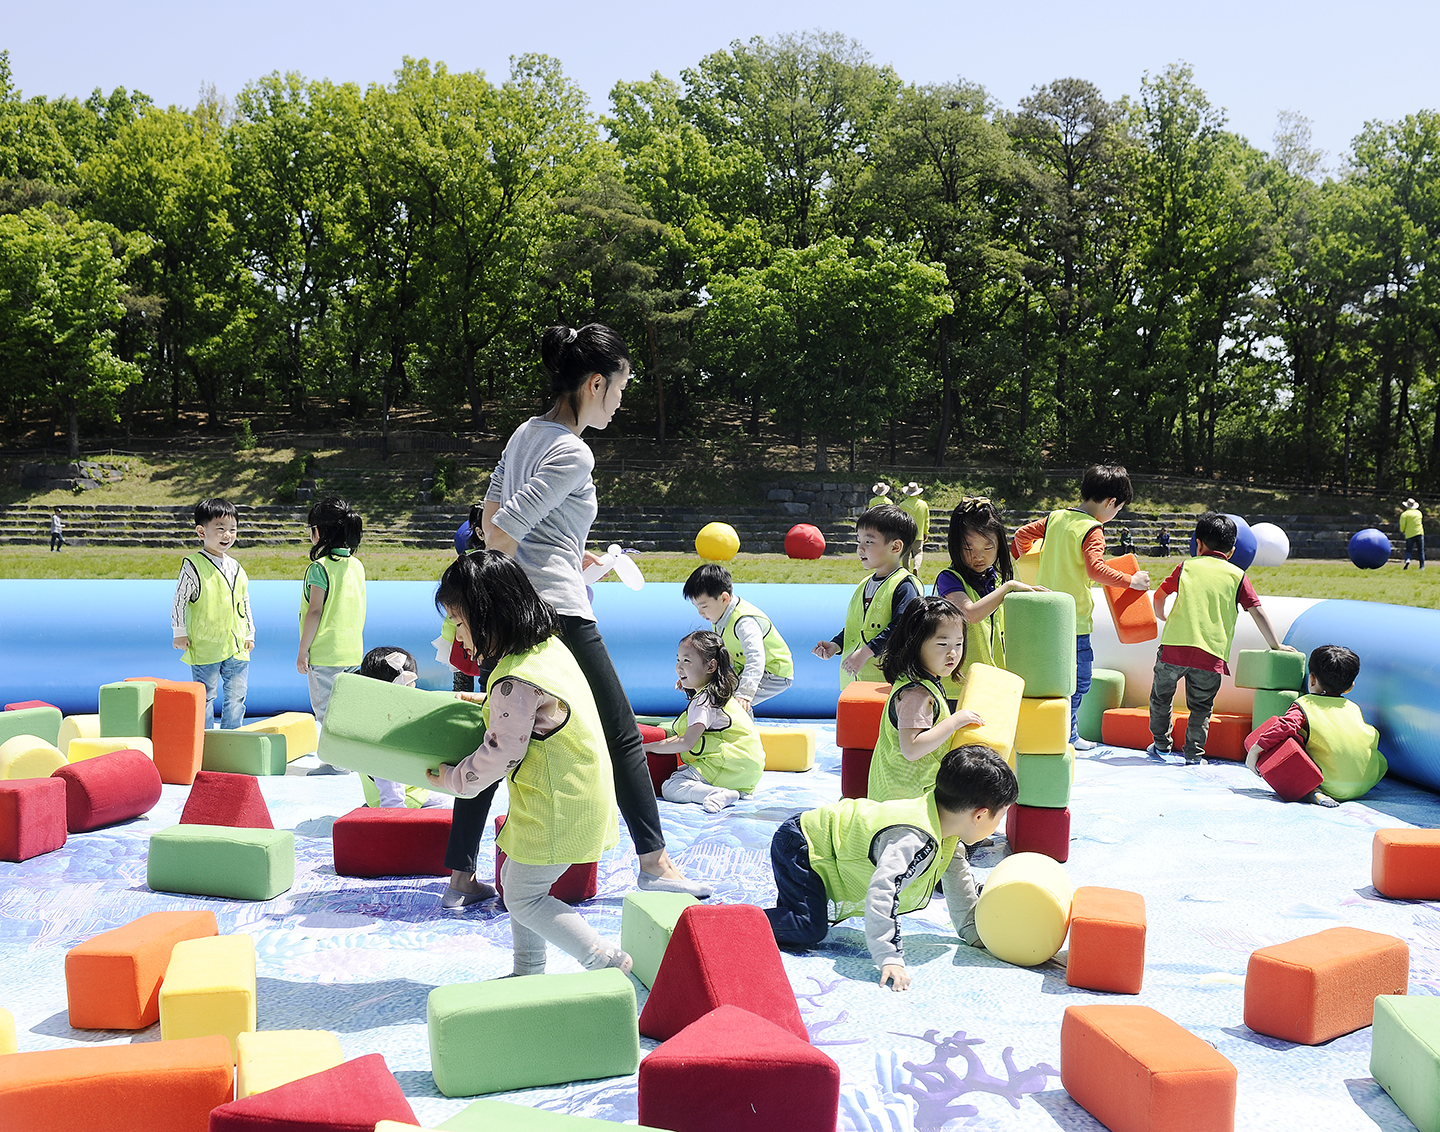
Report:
501,857,620,976
307,664,353,726
749,674,794,709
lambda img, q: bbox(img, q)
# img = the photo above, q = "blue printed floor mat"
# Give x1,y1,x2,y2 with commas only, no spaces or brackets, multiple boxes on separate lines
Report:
4,726,1438,1131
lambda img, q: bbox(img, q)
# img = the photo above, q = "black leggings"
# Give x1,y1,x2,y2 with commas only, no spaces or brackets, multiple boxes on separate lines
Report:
443,614,667,873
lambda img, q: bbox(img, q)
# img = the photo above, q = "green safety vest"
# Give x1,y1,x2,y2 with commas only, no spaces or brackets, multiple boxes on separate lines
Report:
360,775,431,809
669,694,766,792
181,552,251,665
933,569,1003,701
300,553,367,667
841,568,915,686
1158,554,1245,662
489,635,619,865
800,793,957,924
1035,509,1103,635
1296,694,1386,801
868,674,952,804
720,597,794,682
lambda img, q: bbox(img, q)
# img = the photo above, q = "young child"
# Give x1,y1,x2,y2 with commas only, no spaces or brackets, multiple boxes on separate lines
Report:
813,504,921,686
642,631,765,812
1245,645,1387,807
1012,465,1149,748
426,550,629,976
172,498,253,729
1149,512,1292,764
765,744,1017,991
682,563,794,712
867,598,985,804
355,646,446,809
297,496,367,774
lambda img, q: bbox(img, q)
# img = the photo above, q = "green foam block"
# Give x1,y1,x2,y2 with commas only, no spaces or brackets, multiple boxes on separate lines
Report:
1234,649,1307,691
0,705,62,747
1016,749,1073,808
437,1098,665,1130
622,890,699,989
1003,592,1077,698
1252,688,1300,732
1077,668,1125,742
147,824,295,900
318,673,486,794
1372,995,1440,1132
427,969,638,1097
202,731,286,775
98,681,154,739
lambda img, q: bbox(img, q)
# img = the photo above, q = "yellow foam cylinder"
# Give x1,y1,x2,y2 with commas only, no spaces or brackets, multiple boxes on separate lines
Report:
1014,697,1070,755
1014,539,1043,585
239,712,318,762
954,663,1025,757
67,736,154,764
159,934,256,1060
0,1005,16,1055
57,714,101,757
0,735,67,780
759,727,816,771
235,1029,345,1097
975,851,1075,967
695,522,741,561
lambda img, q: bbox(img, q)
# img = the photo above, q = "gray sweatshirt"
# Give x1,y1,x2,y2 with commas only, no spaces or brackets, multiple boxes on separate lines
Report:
866,828,982,970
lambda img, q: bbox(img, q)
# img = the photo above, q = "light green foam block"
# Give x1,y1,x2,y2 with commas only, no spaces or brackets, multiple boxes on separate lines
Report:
1077,669,1125,742
1016,749,1073,809
98,681,154,739
436,1098,664,1130
147,824,295,901
1372,995,1440,1132
202,731,286,775
622,890,699,989
0,705,62,748
1234,649,1307,691
1252,688,1301,732
1003,592,1077,698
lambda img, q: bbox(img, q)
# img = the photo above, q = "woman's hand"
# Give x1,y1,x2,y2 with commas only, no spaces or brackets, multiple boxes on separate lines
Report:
582,549,604,570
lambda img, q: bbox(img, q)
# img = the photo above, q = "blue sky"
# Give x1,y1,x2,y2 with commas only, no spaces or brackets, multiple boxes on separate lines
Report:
5,0,1436,169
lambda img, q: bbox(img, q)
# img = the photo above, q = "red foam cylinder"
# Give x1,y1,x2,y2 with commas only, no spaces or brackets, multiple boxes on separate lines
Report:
640,724,679,796
51,749,162,833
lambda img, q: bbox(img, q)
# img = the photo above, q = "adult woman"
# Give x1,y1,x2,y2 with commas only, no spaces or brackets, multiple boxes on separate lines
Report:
441,323,707,907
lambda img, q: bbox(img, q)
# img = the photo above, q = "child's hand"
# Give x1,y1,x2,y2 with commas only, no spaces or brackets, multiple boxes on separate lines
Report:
813,641,840,660
953,709,985,729
296,654,309,675
880,963,911,991
244,639,254,651
425,768,447,789
736,695,753,714
172,635,189,651
841,644,873,676
453,691,486,704
1276,643,1300,652
1128,571,1151,590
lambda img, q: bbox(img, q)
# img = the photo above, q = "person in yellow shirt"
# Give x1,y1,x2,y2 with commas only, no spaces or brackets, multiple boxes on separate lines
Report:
1400,498,1425,570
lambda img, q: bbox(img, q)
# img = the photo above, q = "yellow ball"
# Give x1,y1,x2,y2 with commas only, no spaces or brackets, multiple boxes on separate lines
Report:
695,522,741,561
974,851,1074,966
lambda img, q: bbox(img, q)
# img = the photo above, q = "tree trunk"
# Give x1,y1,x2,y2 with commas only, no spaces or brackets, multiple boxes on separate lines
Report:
934,315,953,467
815,430,829,473
464,347,485,433
68,405,80,459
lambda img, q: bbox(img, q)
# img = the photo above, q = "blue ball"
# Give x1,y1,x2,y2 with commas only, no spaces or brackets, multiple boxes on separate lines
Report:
1348,528,1392,570
1188,514,1258,570
454,521,471,557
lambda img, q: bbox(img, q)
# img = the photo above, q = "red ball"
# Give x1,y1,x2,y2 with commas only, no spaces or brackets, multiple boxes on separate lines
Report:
785,523,826,560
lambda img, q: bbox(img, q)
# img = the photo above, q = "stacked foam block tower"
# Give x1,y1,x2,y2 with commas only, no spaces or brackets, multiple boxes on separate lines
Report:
1235,648,1321,795
1076,668,1124,743
835,681,888,799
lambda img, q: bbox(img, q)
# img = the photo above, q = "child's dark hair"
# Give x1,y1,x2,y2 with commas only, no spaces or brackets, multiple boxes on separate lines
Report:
435,550,557,661
947,499,1014,589
1193,511,1237,553
465,503,484,552
1308,645,1359,696
680,630,740,705
934,744,1018,815
683,563,734,601
857,503,917,550
541,323,631,424
308,496,363,561
358,646,417,682
1081,464,1134,506
882,596,967,684
194,498,237,526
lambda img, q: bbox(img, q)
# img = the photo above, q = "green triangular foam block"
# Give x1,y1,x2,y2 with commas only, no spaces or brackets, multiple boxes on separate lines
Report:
622,890,700,989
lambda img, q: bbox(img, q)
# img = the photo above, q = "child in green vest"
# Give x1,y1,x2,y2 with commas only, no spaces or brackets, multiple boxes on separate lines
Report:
1245,645,1386,806
682,563,794,712
867,597,986,804
355,646,446,809
1011,465,1150,748
298,497,367,775
1149,512,1292,763
428,550,630,975
765,744,1017,991
813,504,921,686
172,498,253,729
642,630,766,812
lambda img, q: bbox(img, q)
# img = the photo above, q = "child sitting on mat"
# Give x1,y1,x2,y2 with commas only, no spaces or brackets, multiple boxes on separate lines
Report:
1245,645,1387,807
682,563,794,713
356,646,446,809
641,630,765,812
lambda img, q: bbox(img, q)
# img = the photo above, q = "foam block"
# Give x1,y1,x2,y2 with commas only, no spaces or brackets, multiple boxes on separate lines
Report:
64,909,218,1030
427,969,639,1097
1234,648,1307,691
1014,542,1042,585
202,730,286,776
152,681,206,785
317,673,486,792
1101,707,1249,759
51,747,163,832
333,805,450,877
1061,1005,1237,1132
238,711,318,761
1244,926,1409,1044
0,1006,13,1055
159,933,256,1059
0,703,62,747
1077,668,1124,742
1016,749,1074,809
0,777,67,861
646,750,680,796
67,735,153,763
1067,887,1147,994
760,726,816,771
639,903,807,1042
1371,995,1440,1132
5,699,58,712
380,1099,668,1130
234,1029,345,1098
638,1005,840,1132
840,747,872,800
98,681,154,738
1251,688,1300,732
835,681,890,750
147,824,295,901
1257,738,1324,802
56,713,101,756
0,734,67,779
493,814,597,904
1373,828,1440,900
0,1034,234,1132
179,770,274,829
1015,697,1070,755
1102,553,1159,643
1005,803,1070,863
953,663,1025,757
1002,591,1077,697
210,1053,417,1131
975,851,1074,967
623,890,701,989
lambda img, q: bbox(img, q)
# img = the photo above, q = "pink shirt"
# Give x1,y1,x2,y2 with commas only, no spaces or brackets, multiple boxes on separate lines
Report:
433,676,569,797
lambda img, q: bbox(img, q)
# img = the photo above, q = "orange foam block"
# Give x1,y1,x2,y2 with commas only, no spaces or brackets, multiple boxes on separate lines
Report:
1100,708,1249,759
1372,828,1440,900
1244,926,1409,1044
1102,553,1158,643
835,681,889,750
149,680,206,786
65,909,219,1030
1066,887,1147,994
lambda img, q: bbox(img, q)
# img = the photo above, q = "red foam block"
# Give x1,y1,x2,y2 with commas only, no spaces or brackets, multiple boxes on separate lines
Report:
333,806,451,877
640,725,680,796
5,700,58,711
1006,804,1071,863
840,748,873,800
208,1053,416,1131
0,778,67,862
1257,737,1325,802
494,815,597,905
51,748,162,833
180,771,274,829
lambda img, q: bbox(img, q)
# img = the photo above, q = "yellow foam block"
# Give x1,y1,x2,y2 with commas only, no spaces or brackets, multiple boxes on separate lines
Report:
0,1006,15,1055
759,727,816,772
1014,697,1070,755
1015,540,1043,585
239,713,318,762
0,735,67,780
57,714,101,757
975,851,1075,967
67,736,153,764
159,934,256,1060
954,663,1025,757
235,1029,344,1097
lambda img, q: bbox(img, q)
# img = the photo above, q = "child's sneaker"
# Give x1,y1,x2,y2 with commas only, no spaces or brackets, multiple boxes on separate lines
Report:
1073,737,1098,751
1145,743,1172,760
1183,754,1203,765
586,945,633,975
1308,790,1340,809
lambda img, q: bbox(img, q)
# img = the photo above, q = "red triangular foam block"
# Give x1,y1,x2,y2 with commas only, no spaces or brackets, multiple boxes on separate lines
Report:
179,771,273,829
208,1053,416,1131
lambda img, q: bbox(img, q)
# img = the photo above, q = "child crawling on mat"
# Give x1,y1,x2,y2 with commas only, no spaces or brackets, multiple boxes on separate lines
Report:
764,744,1017,991
1245,645,1387,807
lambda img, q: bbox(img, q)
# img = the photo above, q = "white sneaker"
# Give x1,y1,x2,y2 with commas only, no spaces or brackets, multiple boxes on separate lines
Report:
1073,737,1098,751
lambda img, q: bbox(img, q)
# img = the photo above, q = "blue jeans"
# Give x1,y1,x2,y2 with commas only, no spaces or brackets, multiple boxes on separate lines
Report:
1070,634,1093,743
191,657,248,729
764,814,830,948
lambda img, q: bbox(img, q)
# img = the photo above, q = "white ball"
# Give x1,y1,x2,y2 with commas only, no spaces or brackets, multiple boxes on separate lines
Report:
1250,522,1290,568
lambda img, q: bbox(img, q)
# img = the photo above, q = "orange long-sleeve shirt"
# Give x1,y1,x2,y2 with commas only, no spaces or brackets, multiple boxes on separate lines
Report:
1011,517,1133,589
